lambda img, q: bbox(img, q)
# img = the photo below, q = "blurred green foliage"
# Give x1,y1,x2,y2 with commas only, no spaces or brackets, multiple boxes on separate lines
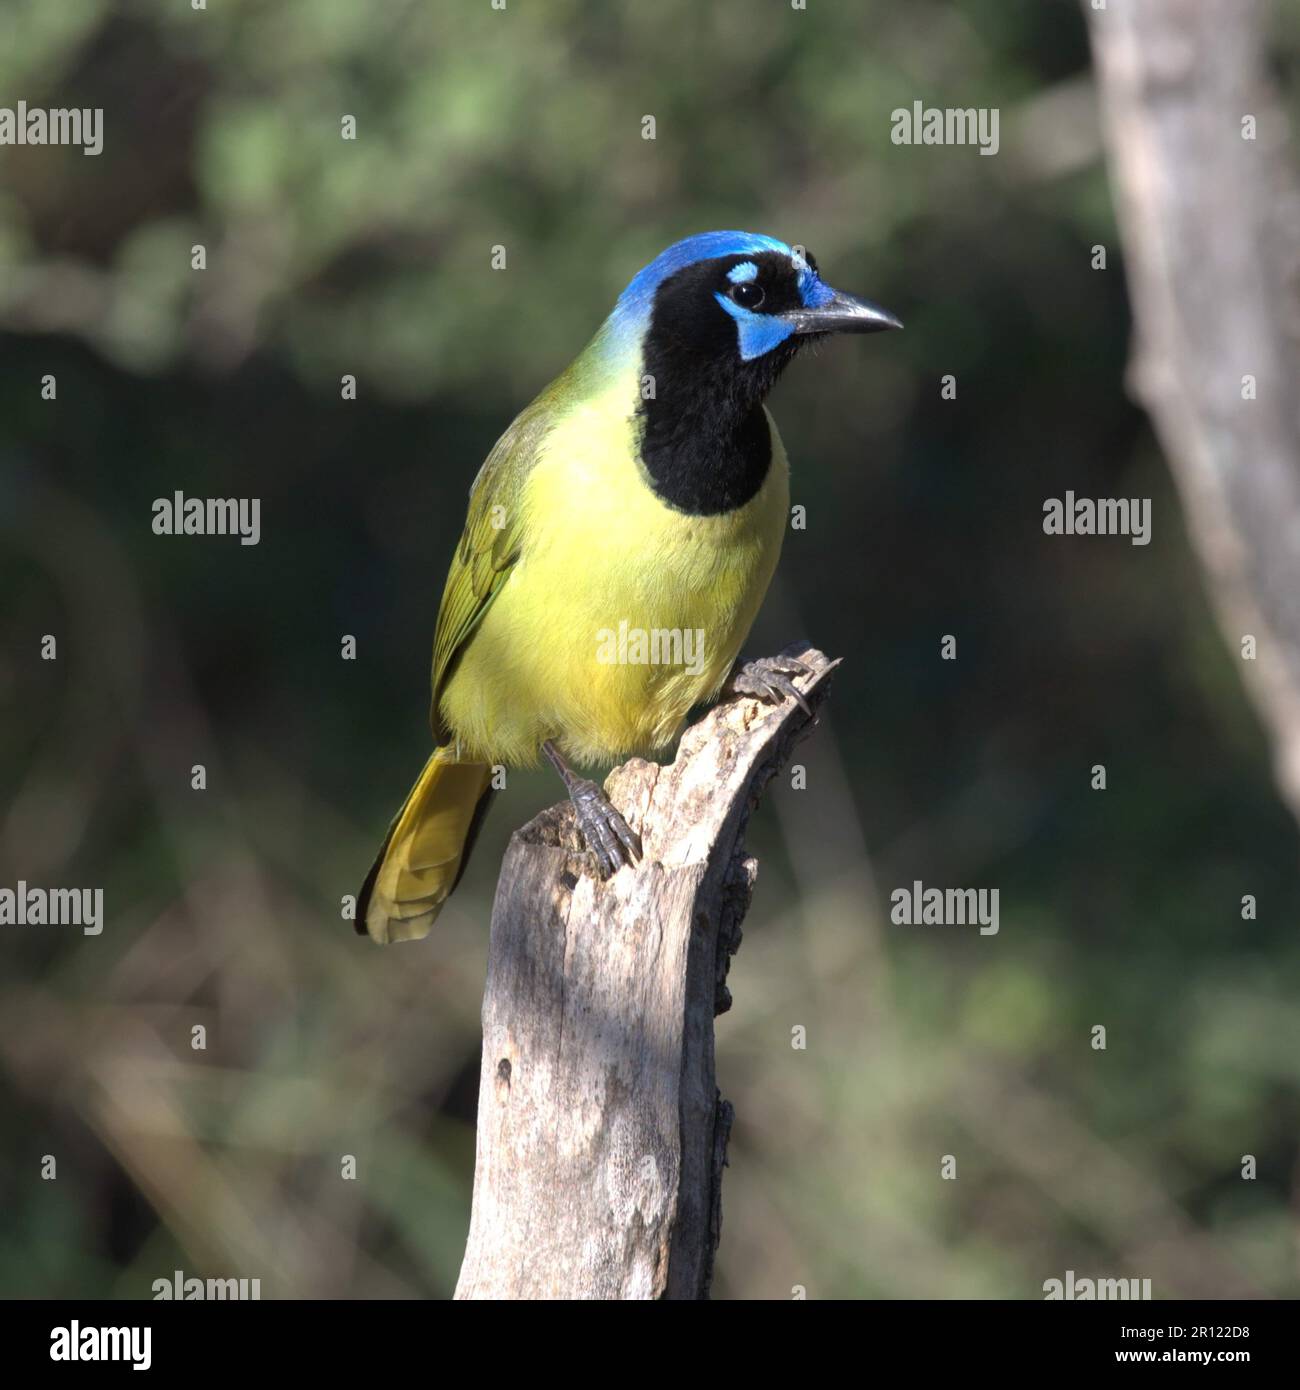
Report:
1,0,1299,1299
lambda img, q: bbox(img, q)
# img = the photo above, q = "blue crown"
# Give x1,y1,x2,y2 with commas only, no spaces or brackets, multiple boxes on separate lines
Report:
618,231,794,315
599,231,831,363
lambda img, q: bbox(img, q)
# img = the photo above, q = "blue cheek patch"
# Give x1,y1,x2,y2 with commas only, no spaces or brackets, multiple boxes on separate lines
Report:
714,291,796,361
727,260,760,284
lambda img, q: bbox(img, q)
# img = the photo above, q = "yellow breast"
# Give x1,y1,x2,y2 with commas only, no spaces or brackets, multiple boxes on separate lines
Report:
440,369,789,767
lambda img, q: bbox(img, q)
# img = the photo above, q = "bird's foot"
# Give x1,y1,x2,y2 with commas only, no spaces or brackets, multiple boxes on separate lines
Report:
727,653,815,715
568,776,642,877
542,739,642,877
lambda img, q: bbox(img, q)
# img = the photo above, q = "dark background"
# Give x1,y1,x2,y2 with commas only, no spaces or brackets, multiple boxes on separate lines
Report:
1,0,1298,1298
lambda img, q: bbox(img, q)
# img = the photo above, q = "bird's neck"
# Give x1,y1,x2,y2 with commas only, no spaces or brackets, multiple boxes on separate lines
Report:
634,345,787,517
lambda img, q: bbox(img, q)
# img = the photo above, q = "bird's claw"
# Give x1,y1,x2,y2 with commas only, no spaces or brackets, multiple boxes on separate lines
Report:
728,654,815,715
569,778,642,878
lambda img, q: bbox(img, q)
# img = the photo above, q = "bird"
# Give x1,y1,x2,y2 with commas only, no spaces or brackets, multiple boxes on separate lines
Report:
357,230,900,944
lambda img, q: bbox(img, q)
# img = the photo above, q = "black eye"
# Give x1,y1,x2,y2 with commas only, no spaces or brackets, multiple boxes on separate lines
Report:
729,282,765,310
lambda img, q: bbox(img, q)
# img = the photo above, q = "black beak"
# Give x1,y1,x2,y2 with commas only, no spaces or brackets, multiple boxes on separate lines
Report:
783,289,903,336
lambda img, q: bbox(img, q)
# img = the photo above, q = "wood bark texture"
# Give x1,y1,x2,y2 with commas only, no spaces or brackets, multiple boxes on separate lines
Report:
455,643,840,1300
1087,0,1300,823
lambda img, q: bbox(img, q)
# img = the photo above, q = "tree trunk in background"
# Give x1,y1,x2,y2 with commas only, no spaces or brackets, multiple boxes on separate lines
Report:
1087,0,1300,827
455,646,840,1300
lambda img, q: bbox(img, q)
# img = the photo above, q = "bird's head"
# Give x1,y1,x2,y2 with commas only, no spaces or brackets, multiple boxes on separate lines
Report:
608,230,901,401
586,232,900,513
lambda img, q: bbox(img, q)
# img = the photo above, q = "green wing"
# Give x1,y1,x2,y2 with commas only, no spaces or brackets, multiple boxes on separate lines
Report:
428,391,558,743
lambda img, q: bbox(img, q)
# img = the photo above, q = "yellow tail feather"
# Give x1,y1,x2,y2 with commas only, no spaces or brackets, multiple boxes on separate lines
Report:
358,750,493,944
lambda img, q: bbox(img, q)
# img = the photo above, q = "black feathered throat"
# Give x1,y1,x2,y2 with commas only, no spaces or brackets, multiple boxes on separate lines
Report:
635,256,803,516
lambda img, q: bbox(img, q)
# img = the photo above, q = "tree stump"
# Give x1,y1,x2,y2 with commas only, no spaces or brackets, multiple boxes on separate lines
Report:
454,643,840,1300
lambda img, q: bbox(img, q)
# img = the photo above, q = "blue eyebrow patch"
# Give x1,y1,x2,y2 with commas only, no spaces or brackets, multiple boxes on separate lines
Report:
727,260,760,284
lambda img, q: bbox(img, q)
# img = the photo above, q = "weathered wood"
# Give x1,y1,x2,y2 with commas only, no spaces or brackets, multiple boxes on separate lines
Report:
1087,0,1300,826
454,643,839,1300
